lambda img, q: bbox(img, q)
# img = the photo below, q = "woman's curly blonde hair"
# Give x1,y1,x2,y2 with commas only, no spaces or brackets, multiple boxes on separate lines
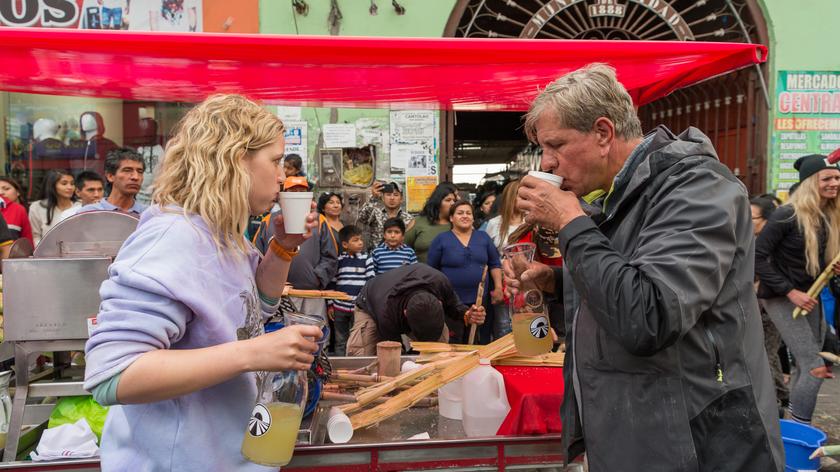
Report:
153,94,285,253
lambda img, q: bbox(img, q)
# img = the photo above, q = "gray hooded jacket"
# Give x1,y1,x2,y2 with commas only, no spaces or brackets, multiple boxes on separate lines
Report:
556,126,783,471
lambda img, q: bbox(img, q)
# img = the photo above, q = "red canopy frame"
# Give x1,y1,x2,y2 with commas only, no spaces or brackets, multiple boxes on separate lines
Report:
0,28,766,111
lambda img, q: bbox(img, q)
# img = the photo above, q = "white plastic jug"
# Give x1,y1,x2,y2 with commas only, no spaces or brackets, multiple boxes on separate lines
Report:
461,359,510,437
438,377,464,420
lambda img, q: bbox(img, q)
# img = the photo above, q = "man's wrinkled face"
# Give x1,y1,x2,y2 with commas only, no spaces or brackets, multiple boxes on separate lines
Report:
108,159,144,197
535,110,605,197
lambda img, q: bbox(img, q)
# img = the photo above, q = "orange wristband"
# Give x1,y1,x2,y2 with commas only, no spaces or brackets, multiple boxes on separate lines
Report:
268,238,299,261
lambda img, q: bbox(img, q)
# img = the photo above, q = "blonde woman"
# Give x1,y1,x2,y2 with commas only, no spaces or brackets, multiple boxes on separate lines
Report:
757,154,840,424
84,95,322,471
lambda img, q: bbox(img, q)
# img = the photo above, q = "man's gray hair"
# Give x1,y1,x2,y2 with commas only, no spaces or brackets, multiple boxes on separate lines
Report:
524,63,643,142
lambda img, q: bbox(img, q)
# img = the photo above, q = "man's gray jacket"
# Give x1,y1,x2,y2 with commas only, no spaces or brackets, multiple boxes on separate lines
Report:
555,126,784,471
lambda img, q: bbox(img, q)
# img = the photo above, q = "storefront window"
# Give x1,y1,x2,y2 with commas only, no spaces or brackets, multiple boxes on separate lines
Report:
1,93,191,204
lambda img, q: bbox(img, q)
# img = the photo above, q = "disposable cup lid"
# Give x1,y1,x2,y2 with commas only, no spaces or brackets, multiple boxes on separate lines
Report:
527,171,564,187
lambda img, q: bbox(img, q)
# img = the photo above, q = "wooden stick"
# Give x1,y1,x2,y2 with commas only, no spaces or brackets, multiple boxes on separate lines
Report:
794,251,840,318
331,372,394,383
468,265,489,345
349,361,378,375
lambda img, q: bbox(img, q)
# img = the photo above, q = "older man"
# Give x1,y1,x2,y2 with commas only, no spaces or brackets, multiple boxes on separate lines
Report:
509,64,783,471
79,148,147,216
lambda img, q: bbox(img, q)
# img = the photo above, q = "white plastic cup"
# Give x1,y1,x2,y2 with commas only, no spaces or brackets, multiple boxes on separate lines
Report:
401,360,422,373
278,192,313,234
326,407,353,444
527,170,564,188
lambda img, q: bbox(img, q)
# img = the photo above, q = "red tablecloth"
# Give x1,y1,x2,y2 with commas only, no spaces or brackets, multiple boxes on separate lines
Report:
495,366,564,436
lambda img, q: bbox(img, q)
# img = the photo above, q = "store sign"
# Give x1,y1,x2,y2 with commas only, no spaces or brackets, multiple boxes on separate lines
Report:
0,0,203,31
0,0,80,27
771,71,840,196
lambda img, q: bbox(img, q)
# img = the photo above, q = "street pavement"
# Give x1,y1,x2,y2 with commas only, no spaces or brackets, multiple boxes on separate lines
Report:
811,376,840,470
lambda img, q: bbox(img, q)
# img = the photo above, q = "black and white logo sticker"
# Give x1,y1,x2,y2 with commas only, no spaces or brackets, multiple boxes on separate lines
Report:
248,403,272,437
530,316,549,339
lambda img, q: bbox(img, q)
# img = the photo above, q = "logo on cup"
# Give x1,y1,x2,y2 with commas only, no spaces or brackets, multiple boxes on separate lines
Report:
248,403,272,437
529,316,549,339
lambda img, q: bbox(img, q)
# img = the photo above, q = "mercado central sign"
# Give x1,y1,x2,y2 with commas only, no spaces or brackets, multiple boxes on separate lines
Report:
521,0,694,40
772,71,840,196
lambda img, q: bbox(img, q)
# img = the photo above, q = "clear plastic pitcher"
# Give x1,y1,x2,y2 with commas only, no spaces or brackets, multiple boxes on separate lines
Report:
460,359,510,437
241,313,324,467
504,242,552,356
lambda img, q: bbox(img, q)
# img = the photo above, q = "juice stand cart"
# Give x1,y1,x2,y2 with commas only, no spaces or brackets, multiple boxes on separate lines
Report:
0,27,766,470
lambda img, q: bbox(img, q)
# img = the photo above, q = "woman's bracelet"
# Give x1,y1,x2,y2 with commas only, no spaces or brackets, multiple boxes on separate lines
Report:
268,238,300,261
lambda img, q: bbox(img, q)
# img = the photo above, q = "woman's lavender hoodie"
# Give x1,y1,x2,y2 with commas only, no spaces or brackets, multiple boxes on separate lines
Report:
84,206,275,471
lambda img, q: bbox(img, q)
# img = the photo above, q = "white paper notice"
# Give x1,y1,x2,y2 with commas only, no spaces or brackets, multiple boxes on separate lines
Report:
323,124,357,148
390,111,435,143
284,121,308,169
405,145,434,176
390,143,416,169
276,106,302,122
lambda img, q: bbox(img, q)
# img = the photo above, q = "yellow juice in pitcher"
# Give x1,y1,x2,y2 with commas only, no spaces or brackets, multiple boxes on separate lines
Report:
241,402,303,466
512,313,552,356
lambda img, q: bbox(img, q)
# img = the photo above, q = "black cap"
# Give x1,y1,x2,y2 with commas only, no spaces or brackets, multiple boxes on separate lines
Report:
794,154,840,182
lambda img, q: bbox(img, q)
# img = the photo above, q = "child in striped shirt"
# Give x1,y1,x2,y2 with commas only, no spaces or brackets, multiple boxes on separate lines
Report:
372,217,418,274
329,225,374,356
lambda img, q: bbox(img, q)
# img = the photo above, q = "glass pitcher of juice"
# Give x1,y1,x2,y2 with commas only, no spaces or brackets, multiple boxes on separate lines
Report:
241,313,324,467
504,243,552,356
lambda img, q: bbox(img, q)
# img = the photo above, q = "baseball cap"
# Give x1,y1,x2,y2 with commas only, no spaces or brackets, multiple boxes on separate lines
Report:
283,176,309,191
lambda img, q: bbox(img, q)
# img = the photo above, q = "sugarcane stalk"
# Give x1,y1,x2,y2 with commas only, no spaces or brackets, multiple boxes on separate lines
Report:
332,372,394,383
794,252,840,318
322,391,437,407
468,265,489,345
810,445,840,459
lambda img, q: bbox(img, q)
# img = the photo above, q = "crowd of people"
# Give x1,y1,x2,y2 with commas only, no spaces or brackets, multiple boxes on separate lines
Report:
0,147,148,248
246,173,529,356
2,63,838,471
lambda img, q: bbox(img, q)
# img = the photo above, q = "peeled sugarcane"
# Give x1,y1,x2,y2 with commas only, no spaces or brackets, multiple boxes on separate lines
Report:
338,355,457,415
468,265,489,345
811,445,840,460
793,251,840,318
322,391,438,407
347,334,515,430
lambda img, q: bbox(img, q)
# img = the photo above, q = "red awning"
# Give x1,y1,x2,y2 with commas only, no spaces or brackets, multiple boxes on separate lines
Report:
0,28,766,111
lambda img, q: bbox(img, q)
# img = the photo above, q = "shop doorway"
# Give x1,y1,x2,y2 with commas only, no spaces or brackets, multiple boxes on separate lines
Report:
444,0,770,193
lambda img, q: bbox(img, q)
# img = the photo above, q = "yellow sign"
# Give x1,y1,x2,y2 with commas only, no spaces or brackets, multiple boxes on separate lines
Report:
406,176,438,213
